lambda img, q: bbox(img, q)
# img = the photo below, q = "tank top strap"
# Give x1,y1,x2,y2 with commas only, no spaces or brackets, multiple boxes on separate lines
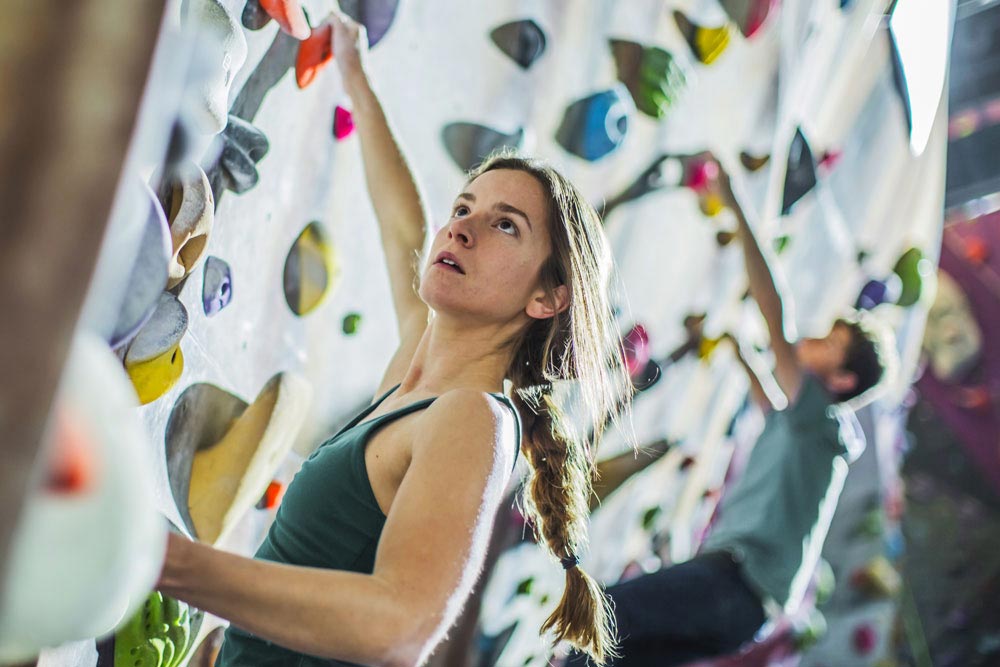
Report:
333,384,402,438
489,392,522,471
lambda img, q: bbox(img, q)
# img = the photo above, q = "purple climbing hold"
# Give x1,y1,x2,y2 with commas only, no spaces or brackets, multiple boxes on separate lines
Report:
556,88,630,161
490,19,547,70
856,275,902,310
202,256,233,316
339,0,399,47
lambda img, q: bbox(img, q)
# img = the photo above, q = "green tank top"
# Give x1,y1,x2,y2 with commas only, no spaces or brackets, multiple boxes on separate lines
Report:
216,385,521,666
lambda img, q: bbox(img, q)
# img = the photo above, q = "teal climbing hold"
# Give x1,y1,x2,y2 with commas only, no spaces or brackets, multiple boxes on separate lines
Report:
556,89,630,161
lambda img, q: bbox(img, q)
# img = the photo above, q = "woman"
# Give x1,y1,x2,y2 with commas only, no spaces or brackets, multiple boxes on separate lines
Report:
158,12,631,667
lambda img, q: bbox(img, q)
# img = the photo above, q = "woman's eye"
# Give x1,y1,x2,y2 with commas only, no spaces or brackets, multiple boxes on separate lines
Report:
453,205,469,217
497,219,518,235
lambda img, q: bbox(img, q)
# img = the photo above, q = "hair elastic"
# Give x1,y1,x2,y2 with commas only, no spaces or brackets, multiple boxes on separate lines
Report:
560,555,580,570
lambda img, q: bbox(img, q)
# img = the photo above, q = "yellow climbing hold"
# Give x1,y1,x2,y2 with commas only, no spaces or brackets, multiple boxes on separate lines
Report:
283,222,339,316
698,336,723,360
127,344,184,405
694,24,732,65
699,193,726,217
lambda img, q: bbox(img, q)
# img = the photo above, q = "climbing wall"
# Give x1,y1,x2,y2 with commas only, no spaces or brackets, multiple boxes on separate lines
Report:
4,0,954,665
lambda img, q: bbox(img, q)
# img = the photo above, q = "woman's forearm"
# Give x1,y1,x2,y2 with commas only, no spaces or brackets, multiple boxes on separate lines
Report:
346,74,427,258
158,535,422,666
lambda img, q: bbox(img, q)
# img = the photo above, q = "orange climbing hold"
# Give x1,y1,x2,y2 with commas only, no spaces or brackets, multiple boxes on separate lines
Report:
296,21,333,89
45,406,96,494
259,0,310,40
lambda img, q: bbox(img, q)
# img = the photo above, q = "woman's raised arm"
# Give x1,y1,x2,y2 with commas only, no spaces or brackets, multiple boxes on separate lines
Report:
333,13,429,362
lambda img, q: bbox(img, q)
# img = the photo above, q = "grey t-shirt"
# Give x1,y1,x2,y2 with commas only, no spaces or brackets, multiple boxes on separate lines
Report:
701,374,864,615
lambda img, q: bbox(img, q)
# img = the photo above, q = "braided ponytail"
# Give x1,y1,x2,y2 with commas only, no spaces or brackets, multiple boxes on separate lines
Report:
469,152,633,665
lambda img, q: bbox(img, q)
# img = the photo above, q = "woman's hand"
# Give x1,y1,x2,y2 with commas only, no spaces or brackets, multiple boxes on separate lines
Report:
330,10,369,94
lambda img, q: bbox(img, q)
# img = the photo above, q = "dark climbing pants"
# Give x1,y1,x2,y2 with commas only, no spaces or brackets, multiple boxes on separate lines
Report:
566,551,766,667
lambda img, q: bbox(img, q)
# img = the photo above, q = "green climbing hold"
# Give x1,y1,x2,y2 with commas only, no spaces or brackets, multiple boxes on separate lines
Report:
892,247,931,307
641,506,661,530
814,558,836,606
342,312,362,335
114,592,192,667
515,577,534,596
610,40,687,119
773,234,791,254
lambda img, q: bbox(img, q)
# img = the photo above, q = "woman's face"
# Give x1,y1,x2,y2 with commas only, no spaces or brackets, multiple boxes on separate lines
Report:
419,168,557,324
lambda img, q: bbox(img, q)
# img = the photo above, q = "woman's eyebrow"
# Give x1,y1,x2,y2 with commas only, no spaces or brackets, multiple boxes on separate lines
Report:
495,202,532,232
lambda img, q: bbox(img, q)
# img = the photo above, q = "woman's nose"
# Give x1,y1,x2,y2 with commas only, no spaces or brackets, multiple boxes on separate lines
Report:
448,216,475,247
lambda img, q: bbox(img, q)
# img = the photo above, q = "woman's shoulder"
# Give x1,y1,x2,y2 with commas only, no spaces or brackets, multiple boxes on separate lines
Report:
413,389,518,470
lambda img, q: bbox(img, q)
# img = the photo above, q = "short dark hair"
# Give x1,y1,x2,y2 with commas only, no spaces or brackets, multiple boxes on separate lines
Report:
833,316,889,403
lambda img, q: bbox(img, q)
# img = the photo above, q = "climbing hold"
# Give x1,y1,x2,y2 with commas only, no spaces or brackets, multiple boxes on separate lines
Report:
682,158,719,193
602,154,687,218
256,479,285,510
339,0,400,47
241,0,271,30
212,115,270,195
852,622,878,655
632,359,662,391
490,19,547,69
850,555,901,598
793,609,828,650
110,183,172,349
641,506,661,530
0,334,166,662
296,21,333,89
125,293,189,405
673,11,732,65
892,247,931,307
772,234,792,254
739,151,770,172
923,270,982,382
515,577,534,596
342,312,362,334
814,558,836,605
817,149,842,172
609,39,687,119
556,89,630,161
181,0,249,136
720,0,777,38
44,407,96,495
284,222,339,316
333,105,355,140
202,256,233,316
781,127,817,214
114,592,194,667
153,161,214,290
258,0,310,40
963,235,990,264
716,231,736,247
697,336,723,360
186,373,312,543
622,324,651,379
442,122,524,172
855,275,902,310
699,194,725,217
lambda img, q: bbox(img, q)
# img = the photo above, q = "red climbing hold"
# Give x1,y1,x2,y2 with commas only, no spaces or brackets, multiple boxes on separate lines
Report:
259,0,310,40
296,21,334,89
964,236,989,264
852,623,877,655
682,158,719,193
256,479,286,510
334,105,355,140
46,407,96,494
622,324,651,378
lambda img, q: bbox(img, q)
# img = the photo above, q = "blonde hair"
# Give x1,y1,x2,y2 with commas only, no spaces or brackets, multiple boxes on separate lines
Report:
468,152,632,664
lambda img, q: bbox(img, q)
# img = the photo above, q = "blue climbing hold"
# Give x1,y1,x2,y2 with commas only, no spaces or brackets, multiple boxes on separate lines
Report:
556,88,630,161
202,256,233,316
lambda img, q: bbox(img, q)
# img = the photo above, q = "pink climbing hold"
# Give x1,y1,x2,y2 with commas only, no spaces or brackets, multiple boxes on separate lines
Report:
818,149,843,172
683,158,719,193
333,106,355,140
852,623,877,655
622,324,651,378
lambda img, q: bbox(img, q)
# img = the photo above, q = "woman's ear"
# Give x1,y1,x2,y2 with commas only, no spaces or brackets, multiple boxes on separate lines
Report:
526,285,570,319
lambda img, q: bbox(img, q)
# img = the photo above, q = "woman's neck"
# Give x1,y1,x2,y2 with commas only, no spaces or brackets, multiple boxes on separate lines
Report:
396,314,521,396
